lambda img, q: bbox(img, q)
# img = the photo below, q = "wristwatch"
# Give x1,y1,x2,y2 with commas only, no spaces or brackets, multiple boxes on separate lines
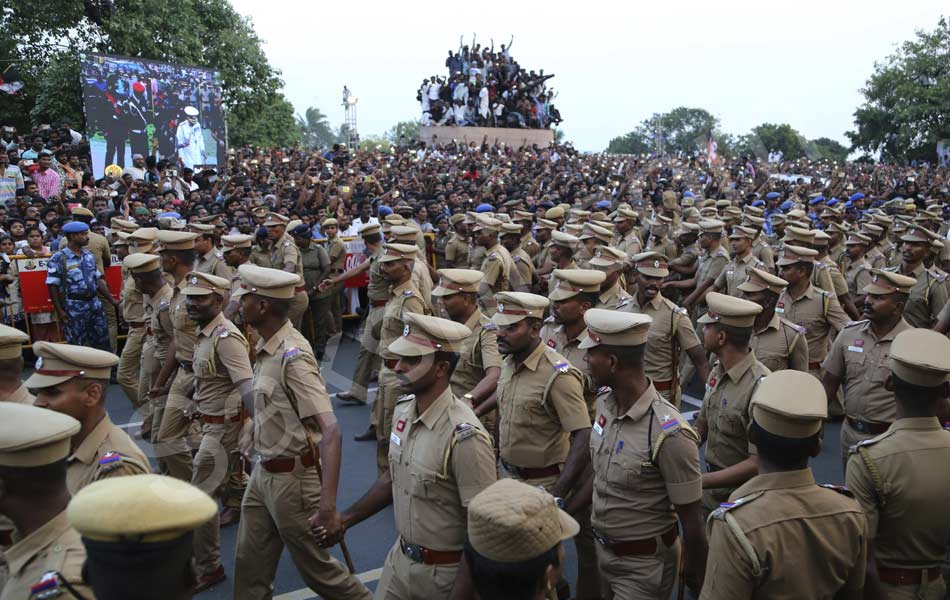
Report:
462,393,475,404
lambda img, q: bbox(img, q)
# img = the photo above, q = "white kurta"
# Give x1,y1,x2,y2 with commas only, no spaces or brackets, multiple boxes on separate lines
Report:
175,120,206,169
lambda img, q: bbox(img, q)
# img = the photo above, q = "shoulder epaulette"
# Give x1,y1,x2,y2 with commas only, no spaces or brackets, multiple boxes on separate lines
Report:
215,251,224,259
819,483,855,498
552,360,570,373
543,315,555,324
513,255,523,263
158,301,170,311
929,268,949,282
98,451,128,473
453,422,478,442
282,347,302,361
483,322,497,331
819,289,833,297
710,490,765,519
396,393,416,404
617,298,631,309
816,262,827,270
674,305,688,316
488,252,499,260
844,319,869,328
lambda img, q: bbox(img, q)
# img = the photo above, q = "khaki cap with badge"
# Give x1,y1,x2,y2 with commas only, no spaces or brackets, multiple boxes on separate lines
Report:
473,215,502,232
69,474,216,543
188,223,215,234
812,230,830,246
500,223,523,236
432,269,483,296
589,246,628,271
889,328,950,388
729,225,757,240
613,207,639,222
545,206,565,220
651,215,673,234
221,233,254,250
550,230,579,249
699,219,725,235
71,207,94,218
234,264,301,300
156,230,198,251
128,227,159,249
750,370,827,438
632,251,670,277
738,267,788,295
388,312,472,357
182,271,230,296
122,253,161,274
467,478,579,562
0,323,29,360
776,245,819,266
784,226,816,245
491,292,549,326
512,210,534,222
449,214,466,226
359,223,382,237
845,232,870,246
390,225,418,242
578,223,613,244
578,309,652,349
379,243,418,263
263,212,289,227
535,218,558,231
549,269,606,301
25,342,120,389
863,269,916,295
698,292,763,327
901,226,939,244
110,218,139,233
0,403,81,467
112,233,130,247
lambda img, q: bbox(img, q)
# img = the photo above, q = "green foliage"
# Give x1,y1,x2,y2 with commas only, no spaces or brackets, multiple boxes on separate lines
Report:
228,95,298,148
296,106,336,149
606,107,723,155
359,135,392,153
386,120,421,142
848,16,950,162
606,128,652,155
807,137,850,163
748,123,808,159
0,0,297,146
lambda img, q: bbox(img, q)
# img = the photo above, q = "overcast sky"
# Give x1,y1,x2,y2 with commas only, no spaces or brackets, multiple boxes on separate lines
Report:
229,0,946,152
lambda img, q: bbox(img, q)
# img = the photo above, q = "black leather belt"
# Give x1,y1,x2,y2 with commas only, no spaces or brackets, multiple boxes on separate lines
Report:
847,417,892,435
67,293,96,300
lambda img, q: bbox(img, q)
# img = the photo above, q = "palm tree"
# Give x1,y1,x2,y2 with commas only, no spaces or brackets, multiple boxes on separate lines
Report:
296,106,335,149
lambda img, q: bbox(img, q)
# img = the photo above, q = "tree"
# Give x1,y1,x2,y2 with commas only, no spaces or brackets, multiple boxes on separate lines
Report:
606,107,724,156
296,106,336,149
748,123,808,160
1,0,297,146
848,16,950,162
808,137,850,163
386,120,421,143
606,128,653,155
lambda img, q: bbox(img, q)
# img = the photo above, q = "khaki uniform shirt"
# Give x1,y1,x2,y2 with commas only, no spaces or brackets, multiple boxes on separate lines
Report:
497,341,590,469
67,414,150,494
301,245,330,296
750,313,808,373
478,244,513,315
866,246,888,270
388,387,497,550
467,242,485,271
888,263,950,328
412,258,434,301
444,234,468,268
596,280,632,310
845,256,873,298
647,236,678,260
615,230,643,257
122,272,146,323
193,312,253,416
621,293,701,385
694,246,730,311
533,240,553,270
813,257,849,297
775,284,849,367
449,310,501,399
700,352,770,470
590,385,701,540
252,320,331,458
510,247,535,292
144,284,174,382
171,279,198,362
380,280,430,358
670,242,700,270
701,469,867,600
830,242,848,271
255,234,304,275
714,253,764,297
196,248,232,280
846,417,950,568
0,385,33,405
751,237,775,273
822,318,910,424
0,512,91,600
365,246,389,303
539,322,596,417
521,233,541,258
326,236,347,276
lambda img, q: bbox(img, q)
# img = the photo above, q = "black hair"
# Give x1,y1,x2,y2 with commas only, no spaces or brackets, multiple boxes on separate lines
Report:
715,323,753,349
749,421,820,469
266,297,290,319
578,291,600,308
464,540,560,600
82,533,197,600
162,249,195,267
363,233,382,245
893,373,947,404
0,459,68,494
604,343,646,368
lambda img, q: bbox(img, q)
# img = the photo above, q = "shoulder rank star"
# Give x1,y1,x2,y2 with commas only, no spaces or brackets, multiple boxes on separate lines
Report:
30,571,61,598
661,415,679,431
553,361,570,373
403,289,414,296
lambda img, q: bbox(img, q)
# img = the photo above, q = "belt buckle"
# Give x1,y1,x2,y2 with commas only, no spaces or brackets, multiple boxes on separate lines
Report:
854,419,868,434
401,540,423,563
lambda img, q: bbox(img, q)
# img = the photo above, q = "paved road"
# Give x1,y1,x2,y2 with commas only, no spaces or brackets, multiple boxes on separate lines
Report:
100,331,847,600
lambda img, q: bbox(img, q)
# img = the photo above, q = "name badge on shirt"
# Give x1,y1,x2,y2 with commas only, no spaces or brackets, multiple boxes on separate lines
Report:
593,413,605,436
775,301,785,314
847,345,864,353
390,432,401,446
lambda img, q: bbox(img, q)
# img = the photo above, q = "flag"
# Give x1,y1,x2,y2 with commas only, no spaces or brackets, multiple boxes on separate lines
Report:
0,66,24,95
707,135,718,164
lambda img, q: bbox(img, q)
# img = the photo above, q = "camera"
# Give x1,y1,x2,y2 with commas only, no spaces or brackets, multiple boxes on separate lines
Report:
165,169,178,178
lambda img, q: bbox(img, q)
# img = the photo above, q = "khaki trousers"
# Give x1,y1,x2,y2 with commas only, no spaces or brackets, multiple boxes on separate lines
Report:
191,420,239,574
881,574,945,599
288,291,310,331
234,463,372,600
374,541,459,600
156,369,196,481
596,537,680,600
117,326,146,410
375,365,400,475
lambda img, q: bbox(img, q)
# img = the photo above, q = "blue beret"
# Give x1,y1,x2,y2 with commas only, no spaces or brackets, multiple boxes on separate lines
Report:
751,200,765,208
765,192,780,200
596,200,610,209
291,224,311,237
476,203,493,213
255,226,268,238
378,205,393,217
849,192,865,202
826,198,839,207
63,221,90,234
683,191,695,198
158,211,181,219
808,196,825,206
780,200,793,211
844,200,854,209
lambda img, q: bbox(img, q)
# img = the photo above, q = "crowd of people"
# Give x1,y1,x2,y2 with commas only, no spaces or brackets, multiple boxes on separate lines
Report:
3,114,950,600
418,35,561,129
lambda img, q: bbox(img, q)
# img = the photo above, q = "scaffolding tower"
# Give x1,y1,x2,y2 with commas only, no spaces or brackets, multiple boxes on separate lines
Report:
342,86,359,149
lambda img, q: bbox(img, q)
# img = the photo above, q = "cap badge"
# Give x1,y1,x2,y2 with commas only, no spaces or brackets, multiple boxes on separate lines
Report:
190,276,199,285
403,324,410,337
35,357,43,370
654,260,660,268
589,332,602,343
497,304,505,313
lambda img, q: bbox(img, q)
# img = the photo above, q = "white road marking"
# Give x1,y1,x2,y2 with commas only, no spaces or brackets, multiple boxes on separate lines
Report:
274,568,383,600
117,420,143,430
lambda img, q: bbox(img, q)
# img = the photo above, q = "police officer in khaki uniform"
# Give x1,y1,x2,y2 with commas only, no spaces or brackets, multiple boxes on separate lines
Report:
115,221,148,413
473,291,596,600
151,230,200,482
532,218,558,271
589,247,632,310
255,212,310,330
576,223,614,270
822,270,915,461
846,328,950,600
844,232,874,307
710,226,764,298
579,310,708,598
677,220,730,319
613,206,644,257
191,222,232,280
322,218,348,333
444,214,469,268
432,270,502,433
464,478,579,600
513,210,541,259
28,342,150,494
232,264,372,600
182,271,254,590
221,233,256,323
68,474,217,600
743,215,775,273
775,245,849,379
388,226,435,301
694,293,771,512
0,324,32,405
814,229,862,320
738,267,808,373
621,252,710,406
474,215,514,316
701,370,868,599
0,403,91,600
501,222,535,293
887,225,950,328
327,313,497,600
374,244,432,474
645,217,678,260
